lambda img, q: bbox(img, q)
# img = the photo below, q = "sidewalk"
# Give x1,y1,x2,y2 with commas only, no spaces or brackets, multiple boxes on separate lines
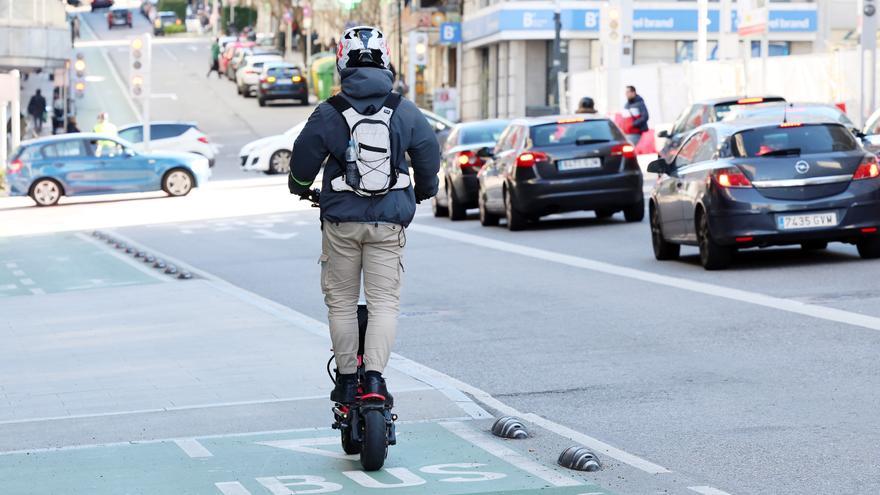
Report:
0,231,610,495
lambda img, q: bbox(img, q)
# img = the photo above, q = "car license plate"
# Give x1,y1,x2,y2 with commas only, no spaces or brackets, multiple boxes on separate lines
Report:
777,212,838,230
558,157,601,171
277,79,291,85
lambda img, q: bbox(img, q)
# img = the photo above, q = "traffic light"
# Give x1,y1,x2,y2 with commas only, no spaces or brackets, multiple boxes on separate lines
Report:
409,31,428,67
73,53,86,98
129,35,150,98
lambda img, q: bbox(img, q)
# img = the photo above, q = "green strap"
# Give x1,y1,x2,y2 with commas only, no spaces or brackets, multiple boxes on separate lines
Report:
290,174,313,187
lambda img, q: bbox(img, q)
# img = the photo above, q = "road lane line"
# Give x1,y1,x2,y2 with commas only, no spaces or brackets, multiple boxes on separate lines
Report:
75,233,170,283
11,269,25,276
440,421,582,487
689,486,734,495
410,224,880,333
173,438,213,458
19,278,34,286
0,284,17,290
5,262,18,268
28,288,46,295
215,482,254,495
78,15,142,122
105,230,673,475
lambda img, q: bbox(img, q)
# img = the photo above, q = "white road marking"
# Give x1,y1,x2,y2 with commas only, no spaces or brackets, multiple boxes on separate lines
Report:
440,421,581,487
689,486,734,495
11,270,25,276
19,278,34,286
103,231,674,475
79,18,142,121
75,233,170,283
162,47,179,63
29,288,46,295
215,482,253,495
410,224,880,333
253,229,298,240
0,284,17,290
5,262,18,268
173,438,213,458
257,436,359,461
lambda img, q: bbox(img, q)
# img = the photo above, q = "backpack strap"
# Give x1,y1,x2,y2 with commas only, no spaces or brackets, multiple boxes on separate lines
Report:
327,94,352,116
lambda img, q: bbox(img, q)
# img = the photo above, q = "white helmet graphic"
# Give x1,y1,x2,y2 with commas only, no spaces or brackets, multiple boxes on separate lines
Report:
336,26,391,72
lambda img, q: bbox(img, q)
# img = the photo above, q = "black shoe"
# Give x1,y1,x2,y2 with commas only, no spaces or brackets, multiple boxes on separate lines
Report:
362,373,393,407
330,374,358,404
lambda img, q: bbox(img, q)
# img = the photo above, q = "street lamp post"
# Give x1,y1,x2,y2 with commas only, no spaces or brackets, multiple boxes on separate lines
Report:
548,0,562,110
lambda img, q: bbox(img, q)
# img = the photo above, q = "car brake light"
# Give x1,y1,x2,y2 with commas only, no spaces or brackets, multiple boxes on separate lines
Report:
853,155,880,180
197,136,209,144
737,97,764,104
455,150,482,168
610,143,636,158
862,227,878,234
292,75,303,82
7,159,23,174
516,151,548,168
557,117,585,124
713,167,752,188
779,122,802,128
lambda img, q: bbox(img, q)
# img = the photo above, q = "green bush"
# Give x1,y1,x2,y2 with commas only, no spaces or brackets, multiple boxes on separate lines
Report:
157,0,186,21
221,6,257,34
161,23,186,34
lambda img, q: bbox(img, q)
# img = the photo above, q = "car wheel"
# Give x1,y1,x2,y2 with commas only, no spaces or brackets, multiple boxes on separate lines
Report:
30,178,63,206
697,210,732,270
162,168,194,197
650,205,680,260
857,234,880,259
258,97,266,107
505,191,527,231
801,241,828,251
268,149,291,175
431,195,448,218
595,209,615,219
479,193,499,227
623,197,645,222
447,183,466,221
300,97,309,106
236,84,242,95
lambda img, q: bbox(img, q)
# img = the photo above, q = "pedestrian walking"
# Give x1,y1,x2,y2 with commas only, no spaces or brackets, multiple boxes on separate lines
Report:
26,90,47,134
52,92,65,135
576,96,598,114
207,38,221,78
623,85,649,145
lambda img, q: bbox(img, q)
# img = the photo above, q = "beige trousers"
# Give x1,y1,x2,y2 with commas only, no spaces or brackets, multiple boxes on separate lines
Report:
320,222,404,374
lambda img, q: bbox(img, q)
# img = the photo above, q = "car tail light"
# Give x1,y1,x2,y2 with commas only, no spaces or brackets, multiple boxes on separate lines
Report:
862,227,878,234
197,136,209,144
712,167,752,188
737,97,764,104
516,151,548,168
292,75,303,82
455,150,482,169
853,155,880,180
7,159,23,174
610,143,636,158
779,122,802,128
246,69,258,74
264,75,276,83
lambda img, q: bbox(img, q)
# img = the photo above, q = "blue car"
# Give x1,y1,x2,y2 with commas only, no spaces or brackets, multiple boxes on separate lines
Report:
5,133,211,206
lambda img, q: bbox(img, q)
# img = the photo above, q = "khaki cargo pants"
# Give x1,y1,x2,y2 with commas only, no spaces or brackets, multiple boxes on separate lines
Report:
320,222,404,375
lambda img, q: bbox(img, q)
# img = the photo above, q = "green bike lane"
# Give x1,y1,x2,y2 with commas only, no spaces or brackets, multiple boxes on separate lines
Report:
0,233,164,297
0,421,609,495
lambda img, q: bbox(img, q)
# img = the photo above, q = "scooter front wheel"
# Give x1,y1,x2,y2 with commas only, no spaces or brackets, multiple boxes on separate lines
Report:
359,409,388,471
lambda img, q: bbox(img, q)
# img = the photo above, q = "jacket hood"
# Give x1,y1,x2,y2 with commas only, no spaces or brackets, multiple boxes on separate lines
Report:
627,95,644,104
339,67,394,114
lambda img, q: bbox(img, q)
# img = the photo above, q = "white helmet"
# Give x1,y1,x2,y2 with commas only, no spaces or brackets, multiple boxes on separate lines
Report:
336,26,391,72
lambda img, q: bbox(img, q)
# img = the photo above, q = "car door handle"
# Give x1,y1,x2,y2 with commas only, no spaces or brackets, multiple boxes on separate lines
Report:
53,162,64,168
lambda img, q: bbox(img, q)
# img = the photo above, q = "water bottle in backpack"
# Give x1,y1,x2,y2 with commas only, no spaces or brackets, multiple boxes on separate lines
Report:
345,140,360,189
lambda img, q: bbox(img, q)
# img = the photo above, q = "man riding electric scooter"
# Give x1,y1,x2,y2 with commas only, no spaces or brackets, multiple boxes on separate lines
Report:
287,26,440,465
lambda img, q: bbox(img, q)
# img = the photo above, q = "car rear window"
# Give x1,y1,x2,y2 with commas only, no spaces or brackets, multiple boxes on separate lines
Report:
529,119,623,147
460,122,508,145
731,124,858,157
268,67,301,78
714,97,785,120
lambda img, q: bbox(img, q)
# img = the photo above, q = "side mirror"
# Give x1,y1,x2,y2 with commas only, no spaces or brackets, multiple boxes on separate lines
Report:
476,146,494,159
657,130,670,138
646,158,669,175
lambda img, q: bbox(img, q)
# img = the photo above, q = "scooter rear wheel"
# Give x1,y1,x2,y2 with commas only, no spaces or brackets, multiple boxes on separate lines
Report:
341,426,361,455
359,409,387,471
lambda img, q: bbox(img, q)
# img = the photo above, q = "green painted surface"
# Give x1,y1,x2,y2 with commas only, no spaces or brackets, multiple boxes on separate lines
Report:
0,422,612,495
0,233,161,297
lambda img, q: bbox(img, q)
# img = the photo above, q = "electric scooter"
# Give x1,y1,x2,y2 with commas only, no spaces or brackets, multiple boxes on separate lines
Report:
300,189,398,471
327,304,398,471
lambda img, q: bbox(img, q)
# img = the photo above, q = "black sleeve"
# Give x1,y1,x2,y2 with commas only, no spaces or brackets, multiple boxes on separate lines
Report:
289,105,330,196
406,104,441,197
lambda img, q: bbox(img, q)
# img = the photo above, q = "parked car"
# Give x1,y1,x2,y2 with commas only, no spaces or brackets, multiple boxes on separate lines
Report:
658,96,786,161
648,120,880,270
432,119,509,220
477,115,644,230
239,121,305,175
235,54,283,97
4,134,210,206
420,108,454,149
256,63,309,106
859,107,880,155
90,0,114,11
723,102,857,131
118,122,216,167
107,6,132,28
153,11,181,35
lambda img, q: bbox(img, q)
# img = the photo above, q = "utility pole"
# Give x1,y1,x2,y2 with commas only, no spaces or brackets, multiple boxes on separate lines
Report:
697,0,708,62
548,0,562,110
860,0,877,125
10,69,20,150
397,0,403,72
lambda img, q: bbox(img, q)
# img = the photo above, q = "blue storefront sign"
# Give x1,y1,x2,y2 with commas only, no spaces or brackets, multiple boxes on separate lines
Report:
462,7,816,43
439,22,462,44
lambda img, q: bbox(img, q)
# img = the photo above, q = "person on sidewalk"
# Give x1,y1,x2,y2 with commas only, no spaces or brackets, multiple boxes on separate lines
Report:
288,26,440,406
92,112,118,156
207,38,221,78
623,85,649,145
576,96,598,114
27,90,47,134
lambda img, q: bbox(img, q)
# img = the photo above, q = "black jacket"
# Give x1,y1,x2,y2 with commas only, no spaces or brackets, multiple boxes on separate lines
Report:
289,67,440,227
624,95,649,132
